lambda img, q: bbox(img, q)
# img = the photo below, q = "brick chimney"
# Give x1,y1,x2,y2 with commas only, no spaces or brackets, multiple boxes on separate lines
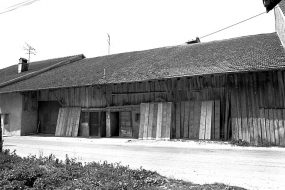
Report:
18,58,29,73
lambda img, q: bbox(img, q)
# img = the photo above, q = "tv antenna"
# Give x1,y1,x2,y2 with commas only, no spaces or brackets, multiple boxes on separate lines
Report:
107,33,110,55
23,43,37,62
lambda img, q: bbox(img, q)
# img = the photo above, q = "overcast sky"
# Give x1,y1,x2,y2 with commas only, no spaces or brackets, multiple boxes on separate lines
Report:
0,0,275,69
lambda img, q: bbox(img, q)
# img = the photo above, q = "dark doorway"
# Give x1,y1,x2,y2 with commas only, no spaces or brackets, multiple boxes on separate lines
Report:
110,112,119,136
38,101,61,134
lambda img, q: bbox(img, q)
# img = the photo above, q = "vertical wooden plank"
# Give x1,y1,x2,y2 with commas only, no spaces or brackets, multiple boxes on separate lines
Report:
205,101,213,140
148,103,154,140
231,79,238,141
260,108,266,144
66,108,73,137
193,101,201,139
269,109,275,144
278,109,283,146
183,101,190,138
152,103,158,139
55,108,63,136
138,103,146,139
106,111,111,137
156,103,163,140
171,102,175,138
161,103,168,139
274,109,279,145
143,103,150,140
281,110,285,146
265,109,270,143
62,108,69,136
165,102,172,140
246,75,253,143
240,76,248,141
236,75,242,140
214,100,220,140
72,108,81,137
199,101,207,139
180,101,185,137
188,101,195,139
175,102,181,138
252,73,259,145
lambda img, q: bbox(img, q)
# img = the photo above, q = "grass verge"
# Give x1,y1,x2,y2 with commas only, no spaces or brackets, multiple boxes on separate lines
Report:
0,149,247,190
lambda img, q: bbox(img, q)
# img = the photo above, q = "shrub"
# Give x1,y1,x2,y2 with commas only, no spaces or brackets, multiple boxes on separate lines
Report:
0,149,247,190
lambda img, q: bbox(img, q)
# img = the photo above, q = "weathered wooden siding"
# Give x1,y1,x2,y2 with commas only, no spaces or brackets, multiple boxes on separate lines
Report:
34,75,227,139
229,71,285,146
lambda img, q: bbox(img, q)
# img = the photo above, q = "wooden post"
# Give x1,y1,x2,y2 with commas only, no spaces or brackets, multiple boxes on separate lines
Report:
0,115,2,152
106,111,111,137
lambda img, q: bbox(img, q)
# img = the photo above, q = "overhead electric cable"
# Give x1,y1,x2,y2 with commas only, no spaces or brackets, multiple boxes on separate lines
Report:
200,11,266,39
0,0,40,15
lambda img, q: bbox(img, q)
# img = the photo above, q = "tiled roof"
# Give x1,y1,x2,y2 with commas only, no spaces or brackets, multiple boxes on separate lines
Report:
0,55,84,84
0,33,285,93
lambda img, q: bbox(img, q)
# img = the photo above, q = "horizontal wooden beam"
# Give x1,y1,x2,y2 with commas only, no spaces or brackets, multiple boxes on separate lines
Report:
111,91,166,95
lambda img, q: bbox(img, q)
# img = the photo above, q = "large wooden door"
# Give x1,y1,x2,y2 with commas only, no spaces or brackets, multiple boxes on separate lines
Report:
38,101,61,134
90,112,100,136
120,111,132,137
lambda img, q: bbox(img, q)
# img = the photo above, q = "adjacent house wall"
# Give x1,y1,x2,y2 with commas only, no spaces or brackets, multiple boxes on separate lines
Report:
275,7,285,47
21,92,38,135
0,93,23,136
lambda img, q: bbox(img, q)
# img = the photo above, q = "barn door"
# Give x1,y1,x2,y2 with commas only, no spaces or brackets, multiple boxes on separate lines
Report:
38,101,61,134
90,112,100,136
120,111,132,137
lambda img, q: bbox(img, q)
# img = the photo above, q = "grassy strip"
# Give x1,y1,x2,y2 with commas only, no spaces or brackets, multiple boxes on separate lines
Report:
0,149,246,190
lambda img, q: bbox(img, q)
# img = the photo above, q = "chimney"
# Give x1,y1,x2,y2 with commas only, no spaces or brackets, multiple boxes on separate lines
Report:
18,58,29,73
186,37,201,45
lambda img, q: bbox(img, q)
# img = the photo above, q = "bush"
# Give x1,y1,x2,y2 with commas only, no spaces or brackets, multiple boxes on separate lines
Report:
0,149,247,190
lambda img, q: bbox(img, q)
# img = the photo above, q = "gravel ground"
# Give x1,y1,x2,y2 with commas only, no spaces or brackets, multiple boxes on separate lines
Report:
3,135,285,190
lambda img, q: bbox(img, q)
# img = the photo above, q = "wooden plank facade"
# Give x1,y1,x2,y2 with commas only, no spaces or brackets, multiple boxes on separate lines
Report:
21,70,285,145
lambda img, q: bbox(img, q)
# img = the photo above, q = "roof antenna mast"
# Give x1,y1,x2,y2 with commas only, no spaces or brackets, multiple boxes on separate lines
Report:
107,33,110,55
23,43,37,62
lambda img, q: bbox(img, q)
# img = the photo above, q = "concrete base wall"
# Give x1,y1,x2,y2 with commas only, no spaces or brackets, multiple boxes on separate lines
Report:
0,93,23,136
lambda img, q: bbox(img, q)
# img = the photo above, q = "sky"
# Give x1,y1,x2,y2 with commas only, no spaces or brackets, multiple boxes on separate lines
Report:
0,0,276,69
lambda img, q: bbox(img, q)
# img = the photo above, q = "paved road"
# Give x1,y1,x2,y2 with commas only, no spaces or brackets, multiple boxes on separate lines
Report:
3,136,285,190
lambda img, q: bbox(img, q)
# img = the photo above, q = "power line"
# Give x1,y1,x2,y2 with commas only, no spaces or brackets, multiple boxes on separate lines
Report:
0,0,40,15
200,11,266,39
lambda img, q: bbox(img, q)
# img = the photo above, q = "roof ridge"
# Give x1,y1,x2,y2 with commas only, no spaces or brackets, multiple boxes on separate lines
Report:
0,55,85,88
29,54,85,64
82,33,277,61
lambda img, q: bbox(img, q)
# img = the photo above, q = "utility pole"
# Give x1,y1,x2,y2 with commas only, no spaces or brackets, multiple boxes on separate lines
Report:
23,43,37,62
107,33,110,55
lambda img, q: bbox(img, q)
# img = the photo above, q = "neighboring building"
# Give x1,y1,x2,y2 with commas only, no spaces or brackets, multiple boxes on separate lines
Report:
1,4,285,146
0,55,85,136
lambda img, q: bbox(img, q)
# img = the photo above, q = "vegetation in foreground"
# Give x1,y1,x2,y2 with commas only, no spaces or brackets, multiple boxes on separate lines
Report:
0,149,246,190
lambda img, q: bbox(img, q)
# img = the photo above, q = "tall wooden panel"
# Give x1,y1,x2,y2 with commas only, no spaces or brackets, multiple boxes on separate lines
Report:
175,102,181,138
214,100,220,140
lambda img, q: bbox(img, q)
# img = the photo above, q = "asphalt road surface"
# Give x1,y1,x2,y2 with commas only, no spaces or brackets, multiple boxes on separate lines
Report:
3,136,285,190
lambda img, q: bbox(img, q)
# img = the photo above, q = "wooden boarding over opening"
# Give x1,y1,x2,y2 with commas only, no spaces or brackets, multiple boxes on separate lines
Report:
139,102,173,140
55,107,81,137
